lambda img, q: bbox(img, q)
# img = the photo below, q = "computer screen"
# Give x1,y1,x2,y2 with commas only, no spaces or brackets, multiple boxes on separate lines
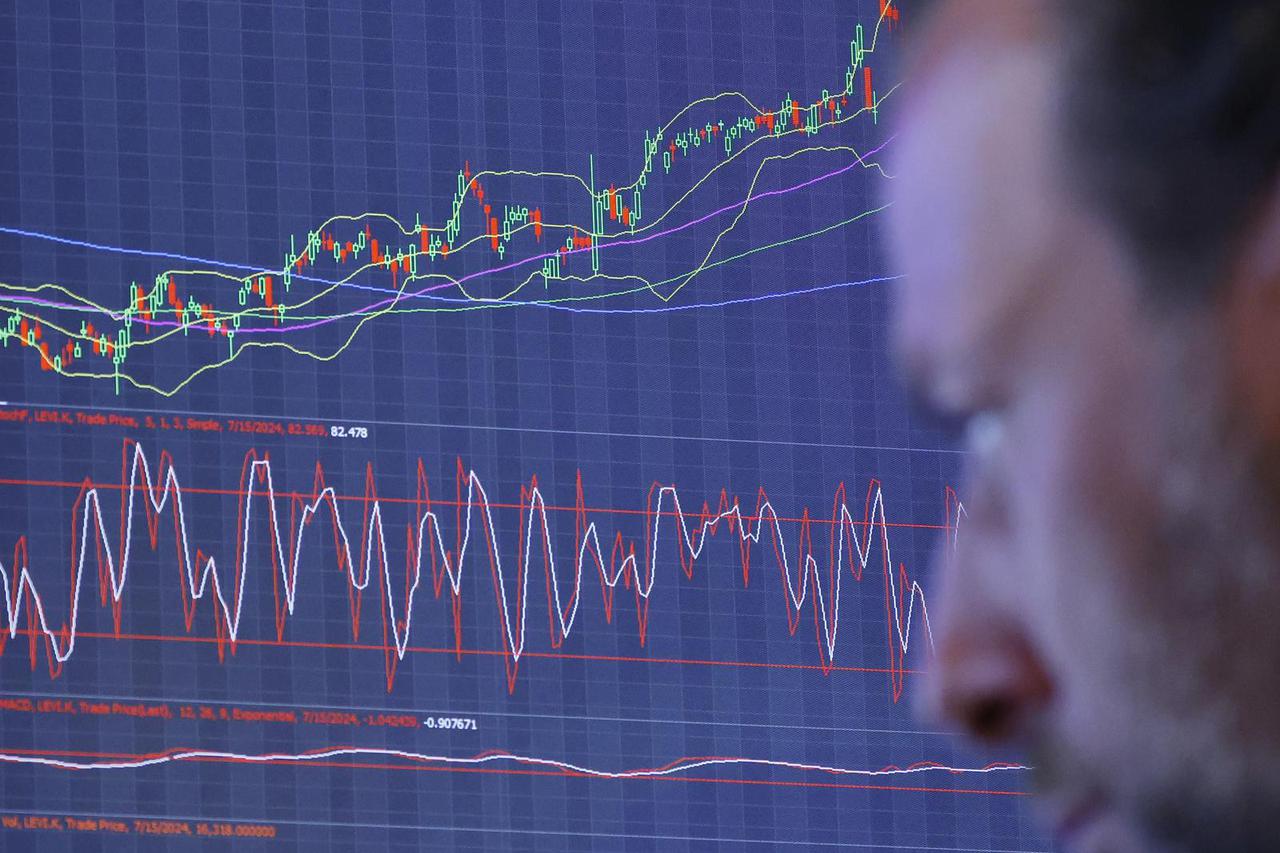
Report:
0,1,1043,849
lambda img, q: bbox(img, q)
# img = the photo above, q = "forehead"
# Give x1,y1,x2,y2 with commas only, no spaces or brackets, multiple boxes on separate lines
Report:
889,0,1070,405
907,0,1047,82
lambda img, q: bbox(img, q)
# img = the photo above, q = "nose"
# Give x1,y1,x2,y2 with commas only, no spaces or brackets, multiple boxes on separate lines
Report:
932,622,1054,744
925,430,1053,743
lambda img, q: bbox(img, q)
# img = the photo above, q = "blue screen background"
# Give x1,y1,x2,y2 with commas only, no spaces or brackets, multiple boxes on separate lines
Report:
0,1,1048,849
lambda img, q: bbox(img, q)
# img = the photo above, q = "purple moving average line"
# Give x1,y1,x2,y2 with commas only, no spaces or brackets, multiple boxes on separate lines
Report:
2,136,893,333
238,136,893,336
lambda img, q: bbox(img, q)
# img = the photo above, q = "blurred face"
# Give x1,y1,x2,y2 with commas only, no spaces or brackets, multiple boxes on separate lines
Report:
890,2,1280,851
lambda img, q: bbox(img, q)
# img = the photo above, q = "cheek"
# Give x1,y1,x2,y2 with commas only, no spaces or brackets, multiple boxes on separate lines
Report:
1002,334,1167,716
1035,350,1162,592
1016,383,1147,564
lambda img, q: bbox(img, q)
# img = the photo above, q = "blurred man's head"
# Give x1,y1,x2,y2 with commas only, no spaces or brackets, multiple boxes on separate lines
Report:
888,1,1280,850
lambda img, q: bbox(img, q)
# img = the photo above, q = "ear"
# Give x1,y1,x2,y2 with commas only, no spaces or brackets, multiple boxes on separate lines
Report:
1224,175,1280,440
1237,175,1280,293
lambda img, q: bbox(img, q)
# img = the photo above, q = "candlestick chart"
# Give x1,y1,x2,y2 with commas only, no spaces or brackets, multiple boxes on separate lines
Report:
0,0,1047,849
1,11,898,397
